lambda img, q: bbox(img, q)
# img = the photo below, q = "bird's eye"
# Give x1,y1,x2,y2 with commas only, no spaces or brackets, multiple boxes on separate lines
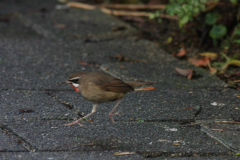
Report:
69,79,79,84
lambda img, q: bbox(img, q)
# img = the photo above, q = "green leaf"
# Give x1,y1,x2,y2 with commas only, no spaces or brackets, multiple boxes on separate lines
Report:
233,28,240,36
193,7,199,14
220,52,231,62
232,53,239,59
157,18,162,23
209,25,227,39
192,1,199,6
235,152,240,156
222,60,240,69
149,13,156,19
182,4,189,13
155,10,160,17
230,0,237,5
83,117,89,120
179,15,190,28
138,119,144,122
199,4,206,11
234,39,240,44
166,5,176,16
200,0,207,3
205,12,220,25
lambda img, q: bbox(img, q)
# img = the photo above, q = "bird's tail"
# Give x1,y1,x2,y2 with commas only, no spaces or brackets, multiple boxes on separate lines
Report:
134,87,156,91
125,81,156,91
125,82,154,87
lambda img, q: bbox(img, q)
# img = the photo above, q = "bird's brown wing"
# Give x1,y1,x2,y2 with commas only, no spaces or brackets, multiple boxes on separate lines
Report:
104,79,134,93
89,73,134,93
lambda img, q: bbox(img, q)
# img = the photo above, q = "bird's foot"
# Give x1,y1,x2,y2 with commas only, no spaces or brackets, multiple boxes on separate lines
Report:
64,119,84,127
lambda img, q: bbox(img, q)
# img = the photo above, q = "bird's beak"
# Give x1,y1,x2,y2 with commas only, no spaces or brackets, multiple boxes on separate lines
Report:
63,80,71,84
57,80,71,85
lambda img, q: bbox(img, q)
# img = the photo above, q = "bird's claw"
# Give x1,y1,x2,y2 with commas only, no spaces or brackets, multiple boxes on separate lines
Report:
109,111,119,123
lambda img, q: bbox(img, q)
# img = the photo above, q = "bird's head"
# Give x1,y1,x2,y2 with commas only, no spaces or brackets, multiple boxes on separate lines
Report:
65,73,84,93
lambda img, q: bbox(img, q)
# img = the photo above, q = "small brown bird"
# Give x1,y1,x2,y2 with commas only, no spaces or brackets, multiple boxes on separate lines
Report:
64,72,155,126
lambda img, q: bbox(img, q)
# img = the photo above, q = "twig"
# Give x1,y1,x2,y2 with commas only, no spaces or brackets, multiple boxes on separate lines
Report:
114,152,136,156
100,8,151,17
215,121,240,124
67,2,178,20
183,122,202,126
97,4,166,10
101,8,178,19
67,2,96,9
228,80,240,83
210,129,223,131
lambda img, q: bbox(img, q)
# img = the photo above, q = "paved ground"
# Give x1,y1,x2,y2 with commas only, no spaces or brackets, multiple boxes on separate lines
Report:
0,0,240,159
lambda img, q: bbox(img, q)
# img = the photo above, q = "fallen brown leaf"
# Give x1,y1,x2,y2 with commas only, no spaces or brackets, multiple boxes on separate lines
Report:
55,23,67,28
111,54,147,63
175,68,193,79
19,109,34,114
112,26,127,31
207,58,217,74
112,54,129,61
78,60,100,67
188,57,209,67
173,47,186,58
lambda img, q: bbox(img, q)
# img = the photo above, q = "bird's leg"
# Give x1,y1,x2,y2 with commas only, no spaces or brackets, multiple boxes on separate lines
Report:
109,99,122,123
64,104,98,126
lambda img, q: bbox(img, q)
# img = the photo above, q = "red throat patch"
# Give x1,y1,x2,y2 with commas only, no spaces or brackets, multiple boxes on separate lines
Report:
70,84,79,92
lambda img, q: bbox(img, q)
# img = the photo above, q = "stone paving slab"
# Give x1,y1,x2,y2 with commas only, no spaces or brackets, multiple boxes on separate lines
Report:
0,36,225,90
0,0,57,14
1,153,239,160
0,37,171,90
51,90,196,122
153,156,240,160
6,120,229,154
49,75,239,122
1,0,240,159
102,62,225,90
198,120,240,152
0,151,143,160
19,8,138,39
0,129,26,152
0,91,76,124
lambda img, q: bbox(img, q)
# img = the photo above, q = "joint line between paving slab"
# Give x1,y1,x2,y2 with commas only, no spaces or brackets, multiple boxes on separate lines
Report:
84,30,139,43
0,125,38,152
138,151,234,158
0,89,74,92
201,126,239,153
17,13,138,42
17,13,56,38
44,92,84,118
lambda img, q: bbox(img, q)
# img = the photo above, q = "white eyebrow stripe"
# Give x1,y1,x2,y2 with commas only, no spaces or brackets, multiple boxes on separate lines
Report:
68,76,81,80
